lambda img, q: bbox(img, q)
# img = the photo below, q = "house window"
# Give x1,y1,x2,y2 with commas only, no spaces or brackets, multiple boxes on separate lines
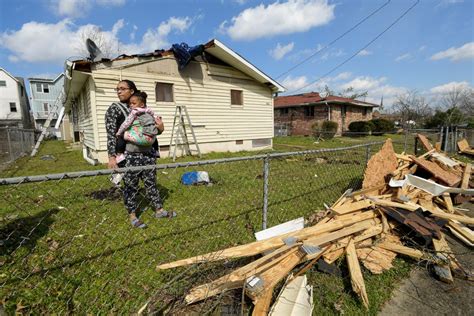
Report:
43,103,49,112
155,82,174,102
363,107,368,116
231,89,243,106
281,108,289,115
0,80,6,87
304,106,314,117
36,83,42,92
43,84,49,93
10,102,17,112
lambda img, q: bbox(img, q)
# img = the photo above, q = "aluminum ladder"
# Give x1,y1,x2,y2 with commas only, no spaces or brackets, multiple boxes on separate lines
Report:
30,90,65,157
168,105,201,161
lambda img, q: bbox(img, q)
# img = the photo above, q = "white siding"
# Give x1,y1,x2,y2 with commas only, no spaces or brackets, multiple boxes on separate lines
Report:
0,70,21,121
77,78,96,149
91,58,273,159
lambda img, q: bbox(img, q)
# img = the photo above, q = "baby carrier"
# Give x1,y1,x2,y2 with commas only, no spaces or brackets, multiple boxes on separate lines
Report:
115,103,159,152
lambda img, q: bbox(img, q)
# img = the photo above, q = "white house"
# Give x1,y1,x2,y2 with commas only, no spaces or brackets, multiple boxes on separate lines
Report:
64,39,285,163
0,68,33,128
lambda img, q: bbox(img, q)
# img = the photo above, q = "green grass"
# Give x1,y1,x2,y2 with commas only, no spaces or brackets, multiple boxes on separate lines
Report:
0,137,413,314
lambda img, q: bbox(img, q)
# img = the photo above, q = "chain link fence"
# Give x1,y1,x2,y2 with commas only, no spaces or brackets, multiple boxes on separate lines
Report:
0,128,37,167
0,141,401,314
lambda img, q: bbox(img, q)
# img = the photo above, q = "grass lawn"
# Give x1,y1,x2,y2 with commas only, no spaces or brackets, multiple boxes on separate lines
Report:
0,138,415,314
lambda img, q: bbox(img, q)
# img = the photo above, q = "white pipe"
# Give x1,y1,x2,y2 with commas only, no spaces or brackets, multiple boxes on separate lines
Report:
82,146,98,165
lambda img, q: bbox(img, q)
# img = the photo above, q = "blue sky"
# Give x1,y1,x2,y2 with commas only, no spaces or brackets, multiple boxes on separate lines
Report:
0,0,473,109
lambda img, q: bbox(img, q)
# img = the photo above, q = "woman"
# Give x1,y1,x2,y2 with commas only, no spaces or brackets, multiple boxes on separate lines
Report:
105,80,173,229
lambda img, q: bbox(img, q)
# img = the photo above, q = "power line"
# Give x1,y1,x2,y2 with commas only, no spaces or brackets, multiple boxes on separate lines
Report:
276,0,391,80
287,0,419,95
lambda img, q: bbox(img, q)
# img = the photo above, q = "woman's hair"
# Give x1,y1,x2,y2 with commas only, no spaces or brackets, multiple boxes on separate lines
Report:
131,90,148,105
119,79,138,93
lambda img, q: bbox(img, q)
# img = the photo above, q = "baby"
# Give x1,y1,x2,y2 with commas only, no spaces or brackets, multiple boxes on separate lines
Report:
116,91,160,152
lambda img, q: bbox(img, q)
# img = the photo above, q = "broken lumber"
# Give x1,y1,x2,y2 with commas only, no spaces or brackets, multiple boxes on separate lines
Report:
346,239,369,309
417,133,434,151
432,236,454,283
457,138,474,156
363,139,398,189
411,156,461,187
157,211,377,270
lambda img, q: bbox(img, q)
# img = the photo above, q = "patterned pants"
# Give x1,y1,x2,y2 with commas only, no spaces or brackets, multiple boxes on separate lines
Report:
123,152,163,214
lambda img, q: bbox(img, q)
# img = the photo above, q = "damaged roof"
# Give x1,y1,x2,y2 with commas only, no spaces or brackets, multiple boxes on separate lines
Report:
65,38,284,93
274,92,379,109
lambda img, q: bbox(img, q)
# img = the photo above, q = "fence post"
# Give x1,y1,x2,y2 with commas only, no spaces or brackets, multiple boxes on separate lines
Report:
414,136,418,156
403,128,409,153
262,154,270,230
7,128,14,161
365,144,371,166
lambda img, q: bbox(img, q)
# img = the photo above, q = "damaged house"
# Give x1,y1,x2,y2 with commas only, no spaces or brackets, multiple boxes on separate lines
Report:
274,92,379,136
64,39,284,163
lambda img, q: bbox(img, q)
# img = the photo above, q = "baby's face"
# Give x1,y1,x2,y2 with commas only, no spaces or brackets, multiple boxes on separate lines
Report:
129,97,145,109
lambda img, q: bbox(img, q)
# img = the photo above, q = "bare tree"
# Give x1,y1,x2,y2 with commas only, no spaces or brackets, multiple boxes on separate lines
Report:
323,85,368,100
393,90,432,127
75,26,120,59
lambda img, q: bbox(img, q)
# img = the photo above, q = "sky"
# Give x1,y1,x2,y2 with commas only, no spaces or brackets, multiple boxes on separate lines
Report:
0,0,473,110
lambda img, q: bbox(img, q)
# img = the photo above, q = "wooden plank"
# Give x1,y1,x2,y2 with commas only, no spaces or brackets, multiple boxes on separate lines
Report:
246,250,305,301
357,246,396,274
348,184,386,198
304,218,380,248
395,153,413,162
157,211,377,269
447,221,474,243
461,163,472,189
442,193,454,214
417,133,434,151
432,236,454,283
411,156,461,187
185,244,300,304
377,241,424,260
346,239,369,309
332,200,374,215
363,139,398,189
252,286,274,316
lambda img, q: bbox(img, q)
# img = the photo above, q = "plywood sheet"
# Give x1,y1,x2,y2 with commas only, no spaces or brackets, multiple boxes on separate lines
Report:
411,157,461,187
363,139,398,189
417,133,434,151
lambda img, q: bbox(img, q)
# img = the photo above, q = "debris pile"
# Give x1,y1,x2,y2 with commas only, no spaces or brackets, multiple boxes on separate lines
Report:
156,138,473,313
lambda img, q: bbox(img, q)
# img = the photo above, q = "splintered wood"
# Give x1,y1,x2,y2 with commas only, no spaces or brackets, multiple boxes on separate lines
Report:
362,138,398,189
157,137,473,312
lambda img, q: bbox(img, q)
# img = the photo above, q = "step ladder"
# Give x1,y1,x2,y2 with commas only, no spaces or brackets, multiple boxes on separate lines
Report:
31,90,65,157
168,105,201,161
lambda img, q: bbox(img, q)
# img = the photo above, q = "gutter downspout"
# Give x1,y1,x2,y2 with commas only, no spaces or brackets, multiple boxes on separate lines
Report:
82,145,98,165
324,101,331,121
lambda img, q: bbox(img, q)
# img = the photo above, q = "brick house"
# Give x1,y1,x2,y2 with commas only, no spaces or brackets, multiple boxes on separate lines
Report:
274,92,379,135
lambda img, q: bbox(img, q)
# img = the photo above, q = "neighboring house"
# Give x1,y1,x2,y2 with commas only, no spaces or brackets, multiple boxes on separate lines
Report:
274,92,379,135
0,67,33,128
28,74,65,135
64,39,285,163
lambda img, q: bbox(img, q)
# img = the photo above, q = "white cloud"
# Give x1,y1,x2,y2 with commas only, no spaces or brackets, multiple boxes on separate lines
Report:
357,49,372,56
339,76,387,91
429,81,471,94
281,75,311,92
331,72,352,81
430,42,474,62
269,42,294,60
49,0,126,18
221,0,335,41
419,45,426,51
395,53,411,62
0,17,193,63
337,75,406,107
137,17,191,52
130,24,138,41
96,0,125,5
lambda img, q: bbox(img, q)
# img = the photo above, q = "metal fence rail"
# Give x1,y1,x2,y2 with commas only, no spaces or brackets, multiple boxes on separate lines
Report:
0,128,36,166
0,142,388,314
